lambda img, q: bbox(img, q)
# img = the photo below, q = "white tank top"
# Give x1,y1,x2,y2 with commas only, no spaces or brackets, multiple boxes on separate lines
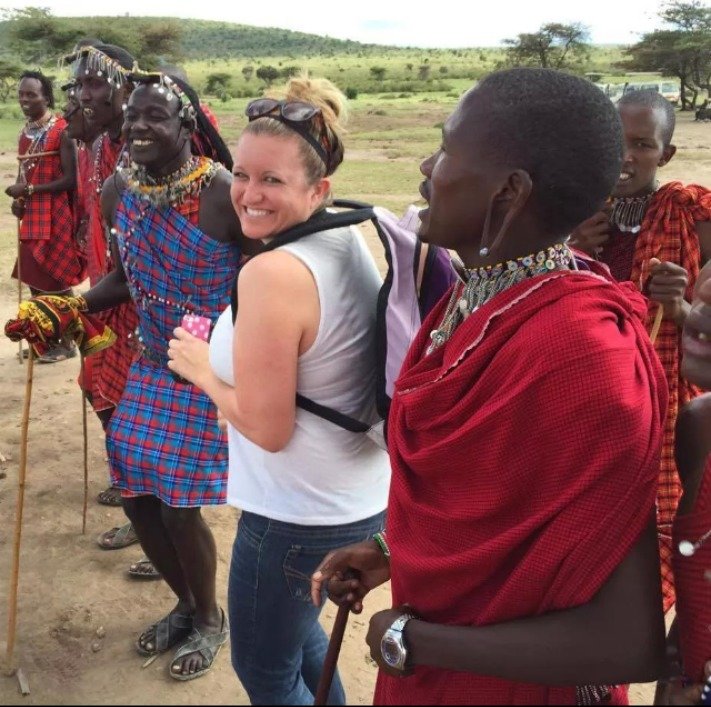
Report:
209,224,391,526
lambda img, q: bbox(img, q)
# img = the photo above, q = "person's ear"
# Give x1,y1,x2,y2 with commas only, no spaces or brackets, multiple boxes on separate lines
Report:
479,170,533,259
311,177,331,206
659,143,676,167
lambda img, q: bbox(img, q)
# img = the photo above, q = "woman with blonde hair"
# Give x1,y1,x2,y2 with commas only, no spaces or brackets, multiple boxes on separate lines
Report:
168,75,390,704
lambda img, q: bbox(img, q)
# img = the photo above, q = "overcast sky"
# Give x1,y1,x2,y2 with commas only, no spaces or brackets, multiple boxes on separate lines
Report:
0,0,671,47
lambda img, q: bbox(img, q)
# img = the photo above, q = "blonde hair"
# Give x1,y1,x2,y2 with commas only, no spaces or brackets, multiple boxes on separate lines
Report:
244,73,348,185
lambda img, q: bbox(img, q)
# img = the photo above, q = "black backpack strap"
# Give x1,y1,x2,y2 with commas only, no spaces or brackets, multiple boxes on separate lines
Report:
231,207,375,323
295,394,370,433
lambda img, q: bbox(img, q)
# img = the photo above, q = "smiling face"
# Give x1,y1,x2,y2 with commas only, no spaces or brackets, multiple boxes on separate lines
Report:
613,104,675,198
123,84,188,171
18,77,48,121
682,263,711,390
230,131,330,240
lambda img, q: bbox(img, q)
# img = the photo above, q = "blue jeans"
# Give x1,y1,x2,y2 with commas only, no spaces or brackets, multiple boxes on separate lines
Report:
228,510,386,705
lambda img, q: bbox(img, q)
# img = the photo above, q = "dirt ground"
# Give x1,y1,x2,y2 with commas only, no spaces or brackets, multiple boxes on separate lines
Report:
0,111,709,705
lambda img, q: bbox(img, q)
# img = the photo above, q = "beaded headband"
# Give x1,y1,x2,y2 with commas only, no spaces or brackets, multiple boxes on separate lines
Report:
127,72,197,125
61,46,136,88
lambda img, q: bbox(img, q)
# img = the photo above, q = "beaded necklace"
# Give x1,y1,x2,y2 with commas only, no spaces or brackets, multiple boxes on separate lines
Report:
123,155,219,209
112,156,218,325
428,243,574,353
20,112,57,179
608,184,659,234
23,110,54,136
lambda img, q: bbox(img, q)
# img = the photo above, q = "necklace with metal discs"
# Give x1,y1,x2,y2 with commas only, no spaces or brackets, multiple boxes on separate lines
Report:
428,242,573,354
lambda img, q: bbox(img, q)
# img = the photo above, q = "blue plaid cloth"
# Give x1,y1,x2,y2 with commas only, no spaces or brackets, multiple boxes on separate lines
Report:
106,188,240,507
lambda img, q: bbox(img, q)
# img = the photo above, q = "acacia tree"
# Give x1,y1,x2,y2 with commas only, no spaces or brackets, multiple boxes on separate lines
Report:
502,23,590,71
256,65,279,87
624,1,711,110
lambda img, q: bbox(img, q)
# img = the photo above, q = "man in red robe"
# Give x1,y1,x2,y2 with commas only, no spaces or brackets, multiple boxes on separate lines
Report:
7,71,85,362
311,68,668,705
570,90,711,612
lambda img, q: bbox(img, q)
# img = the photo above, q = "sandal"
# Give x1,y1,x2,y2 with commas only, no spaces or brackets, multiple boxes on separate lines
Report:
97,486,123,507
128,557,162,580
96,522,139,550
136,609,194,657
169,608,229,681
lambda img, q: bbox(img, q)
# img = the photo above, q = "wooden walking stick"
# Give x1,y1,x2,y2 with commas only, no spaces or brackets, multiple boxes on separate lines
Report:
4,348,35,675
81,355,89,535
15,208,24,367
314,602,351,706
650,304,665,345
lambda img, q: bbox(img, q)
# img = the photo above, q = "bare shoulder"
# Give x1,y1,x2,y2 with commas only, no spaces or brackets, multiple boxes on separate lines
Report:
202,166,232,207
198,165,242,244
239,250,313,294
100,170,126,224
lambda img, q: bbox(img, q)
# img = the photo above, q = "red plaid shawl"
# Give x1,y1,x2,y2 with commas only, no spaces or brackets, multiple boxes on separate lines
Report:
376,271,667,705
81,133,138,412
19,117,85,287
631,182,711,612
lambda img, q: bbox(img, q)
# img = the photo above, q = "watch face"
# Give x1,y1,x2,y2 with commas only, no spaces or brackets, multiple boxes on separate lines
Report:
381,635,402,668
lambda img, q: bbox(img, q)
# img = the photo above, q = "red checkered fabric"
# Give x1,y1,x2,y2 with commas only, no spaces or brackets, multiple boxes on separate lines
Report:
673,455,711,683
18,117,85,288
630,182,711,612
80,133,138,412
86,134,126,284
376,271,666,705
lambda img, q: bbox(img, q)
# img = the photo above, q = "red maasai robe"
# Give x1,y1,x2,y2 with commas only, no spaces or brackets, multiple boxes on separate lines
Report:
375,269,667,705
80,133,138,412
674,453,711,684
12,116,85,291
74,142,91,249
600,182,711,612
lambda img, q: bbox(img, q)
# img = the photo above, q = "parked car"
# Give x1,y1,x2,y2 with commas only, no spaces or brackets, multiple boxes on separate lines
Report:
623,81,680,105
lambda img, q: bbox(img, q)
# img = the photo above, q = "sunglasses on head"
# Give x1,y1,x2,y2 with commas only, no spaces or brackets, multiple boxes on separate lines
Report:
245,98,321,122
245,98,329,170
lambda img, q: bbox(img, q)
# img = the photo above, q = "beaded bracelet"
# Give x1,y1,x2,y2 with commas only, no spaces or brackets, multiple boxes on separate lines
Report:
373,531,390,559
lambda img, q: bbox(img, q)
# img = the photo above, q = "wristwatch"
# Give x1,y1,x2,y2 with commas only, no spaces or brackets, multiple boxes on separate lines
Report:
380,612,416,672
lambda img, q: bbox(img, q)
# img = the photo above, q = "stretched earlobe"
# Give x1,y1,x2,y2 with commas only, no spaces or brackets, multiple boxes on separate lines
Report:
478,170,533,260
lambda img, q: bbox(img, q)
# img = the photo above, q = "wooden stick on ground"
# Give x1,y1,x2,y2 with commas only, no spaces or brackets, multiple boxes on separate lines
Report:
314,603,351,706
16,217,23,366
650,304,665,345
4,348,35,674
81,355,89,535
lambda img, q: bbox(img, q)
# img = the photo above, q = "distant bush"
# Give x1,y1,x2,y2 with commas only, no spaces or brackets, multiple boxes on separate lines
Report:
205,72,232,96
345,87,358,99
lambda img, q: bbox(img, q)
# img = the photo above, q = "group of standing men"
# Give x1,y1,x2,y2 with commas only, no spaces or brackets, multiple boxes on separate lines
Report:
5,38,711,704
7,44,156,574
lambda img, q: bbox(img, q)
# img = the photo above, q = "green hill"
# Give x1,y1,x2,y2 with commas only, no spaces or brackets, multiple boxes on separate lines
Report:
0,15,400,64
178,19,389,58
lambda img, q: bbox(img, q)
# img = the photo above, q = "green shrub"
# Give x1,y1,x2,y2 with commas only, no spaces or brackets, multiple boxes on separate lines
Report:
345,87,358,100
